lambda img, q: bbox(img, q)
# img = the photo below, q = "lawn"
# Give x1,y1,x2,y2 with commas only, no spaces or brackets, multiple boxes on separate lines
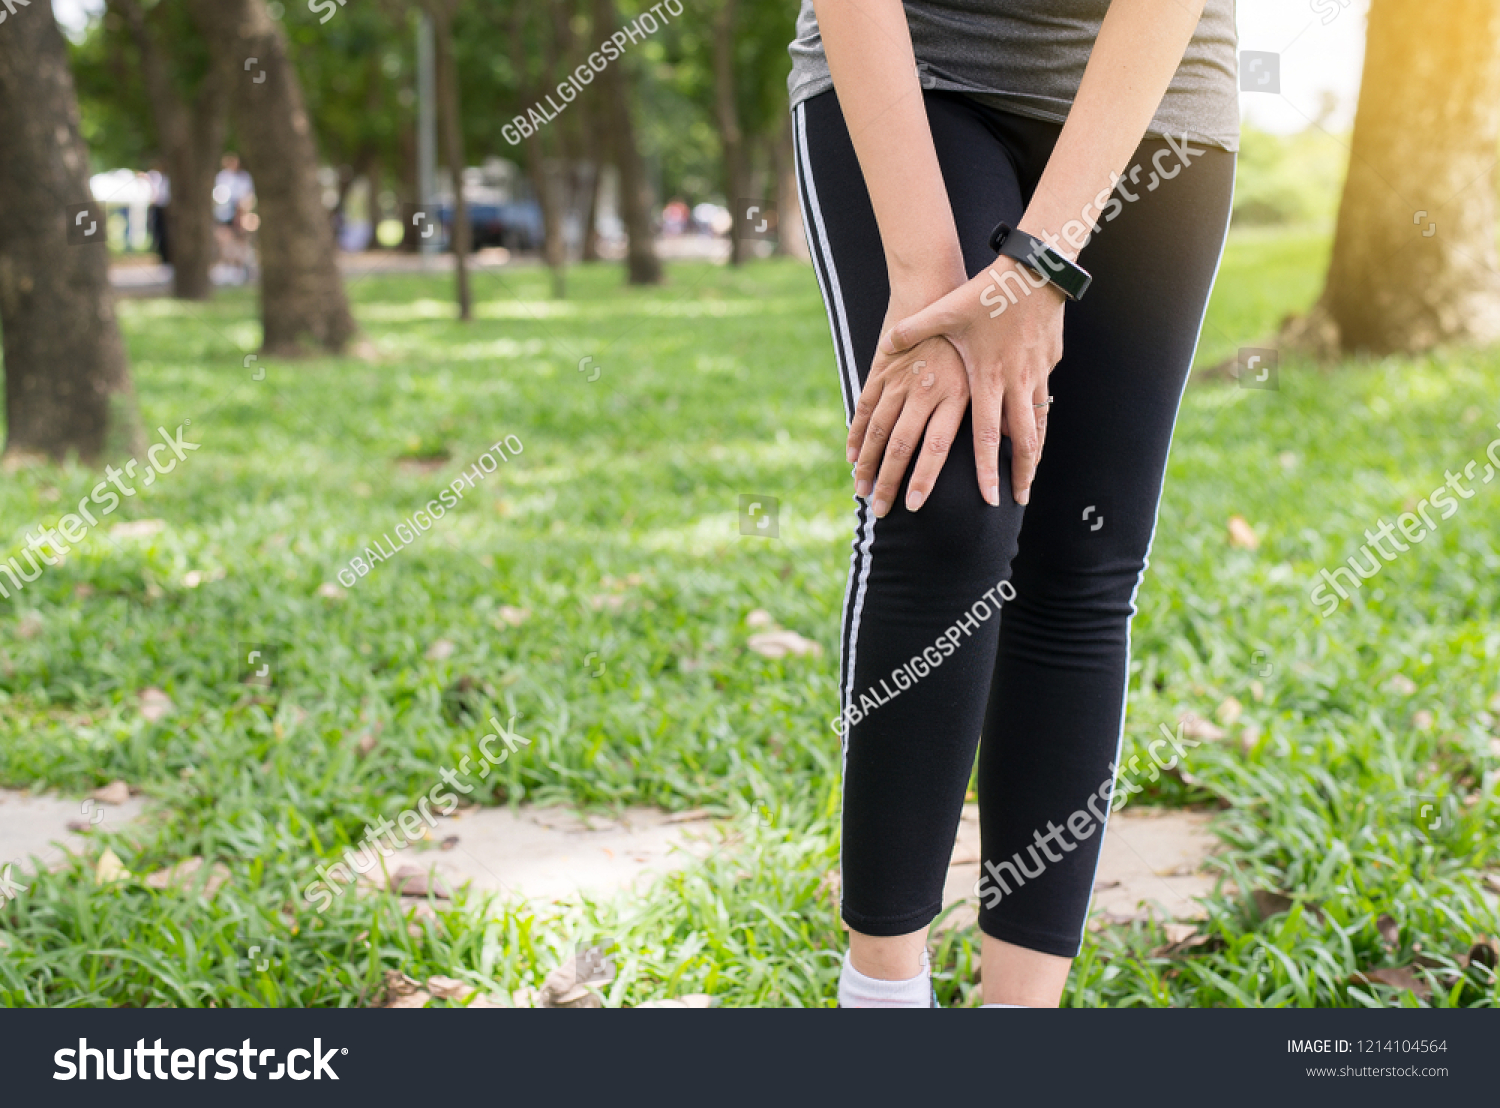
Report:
0,232,1497,1007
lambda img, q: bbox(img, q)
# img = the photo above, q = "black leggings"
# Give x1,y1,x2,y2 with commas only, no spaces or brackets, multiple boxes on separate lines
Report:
793,90,1235,958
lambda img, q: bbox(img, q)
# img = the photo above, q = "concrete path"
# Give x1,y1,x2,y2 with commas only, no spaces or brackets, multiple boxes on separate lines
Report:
0,788,145,875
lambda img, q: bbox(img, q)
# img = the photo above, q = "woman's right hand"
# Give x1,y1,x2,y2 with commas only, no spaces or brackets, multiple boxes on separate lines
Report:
847,299,971,517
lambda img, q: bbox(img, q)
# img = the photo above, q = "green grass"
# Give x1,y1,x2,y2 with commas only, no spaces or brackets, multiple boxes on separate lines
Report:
1,232,1497,1007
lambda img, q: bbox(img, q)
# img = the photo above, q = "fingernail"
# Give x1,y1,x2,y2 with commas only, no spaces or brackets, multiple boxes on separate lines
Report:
847,447,858,463
856,479,872,499
906,489,924,512
987,485,1000,506
1016,487,1031,506
872,498,890,517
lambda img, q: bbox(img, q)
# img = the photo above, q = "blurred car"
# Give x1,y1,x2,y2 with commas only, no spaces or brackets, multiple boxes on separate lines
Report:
436,197,543,251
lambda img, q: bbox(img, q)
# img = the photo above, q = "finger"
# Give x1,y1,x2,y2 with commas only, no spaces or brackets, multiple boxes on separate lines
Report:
1033,386,1051,461
882,295,960,356
854,389,907,501
846,373,887,465
905,396,965,513
970,373,1003,508
870,400,934,518
1005,389,1042,506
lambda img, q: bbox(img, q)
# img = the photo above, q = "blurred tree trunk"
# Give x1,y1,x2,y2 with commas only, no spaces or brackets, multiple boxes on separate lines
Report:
1313,0,1500,354
0,6,141,463
426,0,471,320
191,0,355,354
108,0,229,301
771,113,808,260
510,3,567,298
591,0,660,284
712,0,747,266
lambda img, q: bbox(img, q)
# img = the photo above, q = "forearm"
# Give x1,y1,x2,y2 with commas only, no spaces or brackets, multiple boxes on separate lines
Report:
1018,0,1208,260
813,0,966,304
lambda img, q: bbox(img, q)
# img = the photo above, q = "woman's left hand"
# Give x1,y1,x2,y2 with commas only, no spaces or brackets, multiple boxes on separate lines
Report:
879,255,1067,506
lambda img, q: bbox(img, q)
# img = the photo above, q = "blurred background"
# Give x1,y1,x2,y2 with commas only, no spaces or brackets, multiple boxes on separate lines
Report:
0,0,1497,1010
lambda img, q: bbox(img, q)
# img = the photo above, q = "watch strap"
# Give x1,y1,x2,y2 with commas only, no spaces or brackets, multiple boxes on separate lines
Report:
988,221,1092,302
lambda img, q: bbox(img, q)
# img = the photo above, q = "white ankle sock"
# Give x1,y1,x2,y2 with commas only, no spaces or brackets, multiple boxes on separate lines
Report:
838,950,932,1008
981,1002,1028,1008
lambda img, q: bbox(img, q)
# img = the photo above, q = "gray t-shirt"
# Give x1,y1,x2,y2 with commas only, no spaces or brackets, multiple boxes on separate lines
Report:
788,0,1240,152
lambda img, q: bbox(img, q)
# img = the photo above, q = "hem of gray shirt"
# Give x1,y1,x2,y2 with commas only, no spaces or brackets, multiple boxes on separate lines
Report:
787,74,1240,154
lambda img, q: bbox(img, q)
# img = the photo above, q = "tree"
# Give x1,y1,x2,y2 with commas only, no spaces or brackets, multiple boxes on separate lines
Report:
0,4,141,463
1310,0,1500,354
507,0,569,298
106,0,230,300
592,0,661,285
190,0,355,354
424,0,472,319
711,0,748,266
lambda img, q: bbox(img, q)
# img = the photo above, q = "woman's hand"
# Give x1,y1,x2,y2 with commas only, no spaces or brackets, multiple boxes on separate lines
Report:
881,256,1066,506
848,299,971,517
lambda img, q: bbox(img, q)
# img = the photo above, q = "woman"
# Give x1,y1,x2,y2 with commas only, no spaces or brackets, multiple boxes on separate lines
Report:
788,0,1238,1007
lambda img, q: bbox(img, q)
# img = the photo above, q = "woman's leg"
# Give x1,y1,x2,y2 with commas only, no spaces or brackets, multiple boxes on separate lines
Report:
795,90,1033,993
975,131,1237,1003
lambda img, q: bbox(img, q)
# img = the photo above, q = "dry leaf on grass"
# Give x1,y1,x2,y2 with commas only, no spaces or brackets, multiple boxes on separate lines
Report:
1250,889,1295,920
1178,712,1225,742
388,865,451,899
95,848,129,885
1227,515,1259,550
747,630,822,659
425,639,456,662
588,594,627,612
495,606,530,627
355,731,379,758
1215,696,1243,726
16,613,44,639
138,688,174,722
1350,965,1431,1000
1411,709,1435,731
1385,674,1418,696
1465,937,1498,971
1149,923,1221,959
662,808,712,824
425,975,475,1001
1376,914,1400,949
746,609,776,629
145,856,230,898
316,582,346,600
91,780,131,805
374,970,430,1009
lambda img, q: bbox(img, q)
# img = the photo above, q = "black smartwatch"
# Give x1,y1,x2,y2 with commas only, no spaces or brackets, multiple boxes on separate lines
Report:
988,221,1092,302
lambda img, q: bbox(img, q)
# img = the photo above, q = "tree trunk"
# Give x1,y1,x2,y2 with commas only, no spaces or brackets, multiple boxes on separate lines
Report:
190,0,355,354
0,6,140,463
591,0,660,284
109,0,228,301
1319,0,1500,354
771,114,809,260
711,0,746,266
580,157,603,263
509,4,567,297
428,2,471,320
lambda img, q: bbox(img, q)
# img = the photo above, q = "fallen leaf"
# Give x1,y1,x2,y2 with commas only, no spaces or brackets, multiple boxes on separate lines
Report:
1376,914,1399,949
1465,937,1498,971
1411,709,1435,731
95,848,129,885
388,865,451,899
1227,515,1259,550
425,975,475,1001
356,731,378,758
747,630,822,659
111,519,166,540
1238,724,1259,755
316,582,346,599
374,970,429,1008
1178,712,1225,742
183,570,203,588
1251,889,1295,920
138,687,174,722
439,835,459,851
1249,679,1265,702
425,639,456,662
1350,965,1431,1000
16,613,43,639
144,856,229,898
746,609,776,629
1385,674,1418,696
1215,696,1243,726
91,780,131,805
496,606,530,627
